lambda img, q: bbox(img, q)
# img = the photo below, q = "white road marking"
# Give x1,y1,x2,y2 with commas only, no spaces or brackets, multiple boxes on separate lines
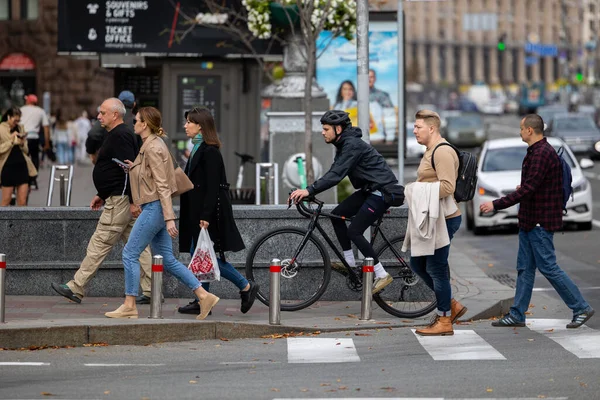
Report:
83,363,166,367
527,318,600,359
219,361,281,365
287,337,360,363
0,362,50,366
412,329,506,360
534,286,600,291
274,398,566,400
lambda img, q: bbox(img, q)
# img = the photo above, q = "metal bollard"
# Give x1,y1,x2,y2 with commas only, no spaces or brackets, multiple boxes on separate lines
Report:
59,174,66,206
149,255,163,319
0,254,5,323
360,257,374,321
269,258,281,325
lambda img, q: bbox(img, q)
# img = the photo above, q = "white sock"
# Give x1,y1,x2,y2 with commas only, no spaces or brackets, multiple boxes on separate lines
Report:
374,262,387,279
343,250,355,267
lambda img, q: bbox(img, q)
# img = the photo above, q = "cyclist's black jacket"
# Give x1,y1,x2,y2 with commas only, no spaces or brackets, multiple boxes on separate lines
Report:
306,126,397,195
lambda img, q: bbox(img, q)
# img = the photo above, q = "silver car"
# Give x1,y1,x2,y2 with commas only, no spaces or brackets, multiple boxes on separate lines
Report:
444,114,488,147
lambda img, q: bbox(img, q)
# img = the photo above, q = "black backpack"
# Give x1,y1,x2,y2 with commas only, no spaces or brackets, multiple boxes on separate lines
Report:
556,146,573,214
431,142,478,202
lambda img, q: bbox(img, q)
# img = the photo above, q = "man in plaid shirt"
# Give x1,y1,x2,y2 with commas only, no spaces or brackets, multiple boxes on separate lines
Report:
480,114,594,329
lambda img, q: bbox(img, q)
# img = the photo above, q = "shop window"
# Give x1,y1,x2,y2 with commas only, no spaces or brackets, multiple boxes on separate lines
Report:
21,0,38,20
0,0,10,20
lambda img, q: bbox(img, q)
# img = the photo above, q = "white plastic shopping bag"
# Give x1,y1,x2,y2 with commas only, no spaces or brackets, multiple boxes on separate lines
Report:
188,227,220,282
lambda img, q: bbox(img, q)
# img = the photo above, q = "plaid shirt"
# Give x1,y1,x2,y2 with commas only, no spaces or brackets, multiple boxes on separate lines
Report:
492,138,563,231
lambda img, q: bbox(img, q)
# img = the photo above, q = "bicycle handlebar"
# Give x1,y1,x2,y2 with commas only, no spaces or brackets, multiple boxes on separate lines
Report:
234,151,255,164
288,189,324,218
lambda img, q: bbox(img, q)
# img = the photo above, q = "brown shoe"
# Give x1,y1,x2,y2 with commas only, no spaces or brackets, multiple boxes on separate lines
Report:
197,293,220,320
105,304,138,319
415,316,453,336
450,299,468,323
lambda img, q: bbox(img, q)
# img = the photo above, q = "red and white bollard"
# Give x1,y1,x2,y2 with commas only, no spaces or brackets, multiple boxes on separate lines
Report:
360,257,374,321
149,255,163,319
269,258,281,325
0,254,5,323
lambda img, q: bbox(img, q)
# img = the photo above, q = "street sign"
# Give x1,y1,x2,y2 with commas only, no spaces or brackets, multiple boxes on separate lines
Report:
525,43,558,57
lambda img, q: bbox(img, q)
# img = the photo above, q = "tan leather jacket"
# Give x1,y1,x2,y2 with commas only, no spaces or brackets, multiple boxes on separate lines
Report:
0,122,36,185
129,134,177,221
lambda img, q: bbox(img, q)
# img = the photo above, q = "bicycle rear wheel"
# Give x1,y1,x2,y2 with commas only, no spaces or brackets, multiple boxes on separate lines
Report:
373,236,437,318
245,227,331,311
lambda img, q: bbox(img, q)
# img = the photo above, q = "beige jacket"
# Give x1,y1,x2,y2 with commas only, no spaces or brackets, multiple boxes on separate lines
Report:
0,122,37,185
129,134,177,221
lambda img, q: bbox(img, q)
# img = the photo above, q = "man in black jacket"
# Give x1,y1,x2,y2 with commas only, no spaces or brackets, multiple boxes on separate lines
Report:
289,110,398,294
51,98,153,304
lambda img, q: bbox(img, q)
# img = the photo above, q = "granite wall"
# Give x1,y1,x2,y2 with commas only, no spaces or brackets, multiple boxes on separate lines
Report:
0,205,408,300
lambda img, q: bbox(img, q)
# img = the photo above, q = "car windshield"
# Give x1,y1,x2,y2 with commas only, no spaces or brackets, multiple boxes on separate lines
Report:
482,145,575,172
554,117,597,132
538,108,567,124
447,116,483,129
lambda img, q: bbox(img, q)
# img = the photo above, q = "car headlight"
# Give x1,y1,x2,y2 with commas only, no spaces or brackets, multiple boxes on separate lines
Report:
572,179,588,194
478,184,500,198
595,141,600,152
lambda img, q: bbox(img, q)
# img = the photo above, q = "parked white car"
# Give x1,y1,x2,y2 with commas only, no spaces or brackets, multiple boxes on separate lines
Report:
465,137,594,234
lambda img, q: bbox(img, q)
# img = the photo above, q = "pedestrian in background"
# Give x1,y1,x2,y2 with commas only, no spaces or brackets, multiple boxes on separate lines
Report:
53,110,71,165
481,114,594,329
405,110,467,336
106,106,219,319
51,98,153,304
75,110,92,164
20,94,49,189
177,107,257,316
0,107,36,206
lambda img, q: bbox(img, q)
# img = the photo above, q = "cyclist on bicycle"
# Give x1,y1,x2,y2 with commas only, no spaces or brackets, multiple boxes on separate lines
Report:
289,109,398,294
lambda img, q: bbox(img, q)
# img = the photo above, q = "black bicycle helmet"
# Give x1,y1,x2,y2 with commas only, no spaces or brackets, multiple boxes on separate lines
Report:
320,110,351,129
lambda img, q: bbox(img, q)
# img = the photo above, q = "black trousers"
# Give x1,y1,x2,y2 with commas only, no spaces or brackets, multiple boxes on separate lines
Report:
27,138,40,172
330,190,390,264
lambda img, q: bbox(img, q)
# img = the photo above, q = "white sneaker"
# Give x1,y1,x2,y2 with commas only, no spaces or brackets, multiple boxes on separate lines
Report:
372,273,393,294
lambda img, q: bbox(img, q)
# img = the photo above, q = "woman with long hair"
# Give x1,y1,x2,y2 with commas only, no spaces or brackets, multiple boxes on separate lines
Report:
177,107,257,316
0,107,35,206
333,80,357,110
105,106,219,319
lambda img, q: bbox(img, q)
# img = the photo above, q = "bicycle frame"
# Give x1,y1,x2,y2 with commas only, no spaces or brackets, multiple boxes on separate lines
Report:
289,198,403,287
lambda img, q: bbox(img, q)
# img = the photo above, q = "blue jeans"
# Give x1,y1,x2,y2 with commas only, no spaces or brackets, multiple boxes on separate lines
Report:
509,226,591,322
56,142,72,164
190,240,248,292
122,200,201,296
410,216,462,313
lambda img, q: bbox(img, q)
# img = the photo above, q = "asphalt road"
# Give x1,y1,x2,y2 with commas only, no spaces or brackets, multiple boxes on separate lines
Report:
0,320,597,399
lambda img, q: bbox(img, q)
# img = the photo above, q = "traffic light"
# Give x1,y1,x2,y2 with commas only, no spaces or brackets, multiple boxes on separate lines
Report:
497,33,507,51
576,67,584,82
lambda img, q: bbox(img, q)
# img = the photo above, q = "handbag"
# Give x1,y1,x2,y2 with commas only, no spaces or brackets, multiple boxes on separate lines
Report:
167,150,193,197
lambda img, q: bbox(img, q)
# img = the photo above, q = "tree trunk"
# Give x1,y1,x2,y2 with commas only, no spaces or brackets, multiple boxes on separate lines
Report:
304,43,316,184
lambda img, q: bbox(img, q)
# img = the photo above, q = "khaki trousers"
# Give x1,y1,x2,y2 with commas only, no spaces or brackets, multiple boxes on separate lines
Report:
66,195,152,298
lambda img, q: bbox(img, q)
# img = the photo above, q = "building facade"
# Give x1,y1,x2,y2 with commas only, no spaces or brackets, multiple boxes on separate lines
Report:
401,0,587,85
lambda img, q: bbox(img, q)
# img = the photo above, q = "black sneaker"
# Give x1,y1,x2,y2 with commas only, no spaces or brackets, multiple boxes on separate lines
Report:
240,281,259,314
491,314,525,327
51,282,81,304
567,309,595,329
177,299,211,316
136,295,151,304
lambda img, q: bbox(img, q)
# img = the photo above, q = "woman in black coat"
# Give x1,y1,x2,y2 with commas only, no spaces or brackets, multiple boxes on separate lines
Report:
178,106,258,315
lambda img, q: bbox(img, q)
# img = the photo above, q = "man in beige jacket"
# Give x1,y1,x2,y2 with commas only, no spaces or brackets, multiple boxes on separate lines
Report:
409,109,466,336
51,98,152,303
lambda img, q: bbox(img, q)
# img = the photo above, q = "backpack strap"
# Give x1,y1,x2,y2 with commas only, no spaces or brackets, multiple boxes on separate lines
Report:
431,142,459,171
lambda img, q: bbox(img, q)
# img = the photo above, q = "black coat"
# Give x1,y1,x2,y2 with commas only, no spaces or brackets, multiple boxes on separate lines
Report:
179,142,245,255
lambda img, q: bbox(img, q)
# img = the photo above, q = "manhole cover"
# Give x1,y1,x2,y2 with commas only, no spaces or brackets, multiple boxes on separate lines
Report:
488,273,517,288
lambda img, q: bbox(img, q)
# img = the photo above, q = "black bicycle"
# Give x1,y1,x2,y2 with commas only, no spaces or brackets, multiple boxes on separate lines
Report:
245,196,437,318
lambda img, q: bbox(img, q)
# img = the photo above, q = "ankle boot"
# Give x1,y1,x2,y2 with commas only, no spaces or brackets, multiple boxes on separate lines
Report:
197,293,220,320
415,316,453,336
450,299,468,323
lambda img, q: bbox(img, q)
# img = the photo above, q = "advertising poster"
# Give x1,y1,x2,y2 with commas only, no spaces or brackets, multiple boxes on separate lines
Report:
316,22,398,143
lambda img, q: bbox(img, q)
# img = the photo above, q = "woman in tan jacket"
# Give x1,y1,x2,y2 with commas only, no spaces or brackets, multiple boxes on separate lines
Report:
0,107,36,206
105,106,219,319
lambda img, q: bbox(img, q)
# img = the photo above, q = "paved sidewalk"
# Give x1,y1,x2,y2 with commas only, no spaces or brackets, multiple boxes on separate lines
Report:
0,251,514,349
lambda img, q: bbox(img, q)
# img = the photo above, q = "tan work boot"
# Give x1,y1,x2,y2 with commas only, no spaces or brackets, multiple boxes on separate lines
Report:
450,299,468,323
415,316,453,336
197,293,220,320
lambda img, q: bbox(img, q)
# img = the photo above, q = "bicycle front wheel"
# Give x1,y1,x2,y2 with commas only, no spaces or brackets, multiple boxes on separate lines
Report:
245,227,331,311
373,236,437,318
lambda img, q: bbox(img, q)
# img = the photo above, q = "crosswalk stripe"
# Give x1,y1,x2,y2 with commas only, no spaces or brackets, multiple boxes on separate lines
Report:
527,318,600,359
0,362,50,366
287,337,360,363
274,397,568,400
411,329,506,360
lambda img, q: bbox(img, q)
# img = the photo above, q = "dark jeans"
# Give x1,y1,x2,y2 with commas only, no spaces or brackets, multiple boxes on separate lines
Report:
509,227,591,322
409,215,462,313
330,190,390,264
27,138,40,172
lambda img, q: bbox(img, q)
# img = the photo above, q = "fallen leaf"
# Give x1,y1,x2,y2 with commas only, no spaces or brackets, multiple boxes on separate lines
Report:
270,388,280,392
336,379,341,383
300,389,308,392
543,306,547,310
220,338,230,341
538,396,546,399
488,263,494,267
40,393,55,397
104,391,110,394
380,387,396,392
334,317,341,320
545,329,554,333
347,314,358,319
324,389,337,392
402,320,412,323
580,382,588,388
189,380,197,384
486,388,493,393
339,386,348,390
525,311,533,315
527,339,535,342
320,383,331,387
